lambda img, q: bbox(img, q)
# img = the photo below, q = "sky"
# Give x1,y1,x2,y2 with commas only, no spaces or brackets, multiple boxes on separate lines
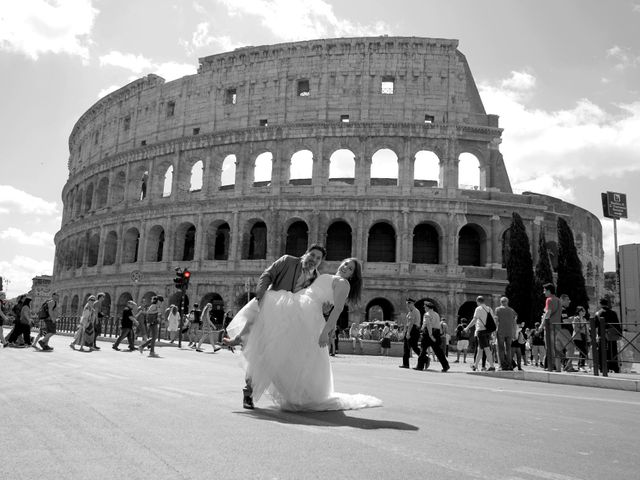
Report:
1,0,640,296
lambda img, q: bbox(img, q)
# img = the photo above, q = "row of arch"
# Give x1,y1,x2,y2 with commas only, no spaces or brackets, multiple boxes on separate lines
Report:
64,148,484,220
57,218,496,271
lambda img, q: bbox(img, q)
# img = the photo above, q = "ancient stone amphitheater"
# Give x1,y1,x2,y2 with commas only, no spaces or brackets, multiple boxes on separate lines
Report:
52,36,603,327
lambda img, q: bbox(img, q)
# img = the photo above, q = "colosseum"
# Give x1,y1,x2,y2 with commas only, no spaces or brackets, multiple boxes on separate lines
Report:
52,36,604,329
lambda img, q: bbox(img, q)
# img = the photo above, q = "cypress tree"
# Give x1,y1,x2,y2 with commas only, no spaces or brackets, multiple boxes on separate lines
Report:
556,217,590,313
504,212,534,326
533,229,554,324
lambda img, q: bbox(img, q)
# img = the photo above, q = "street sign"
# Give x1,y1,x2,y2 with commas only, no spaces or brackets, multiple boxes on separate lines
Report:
601,191,628,219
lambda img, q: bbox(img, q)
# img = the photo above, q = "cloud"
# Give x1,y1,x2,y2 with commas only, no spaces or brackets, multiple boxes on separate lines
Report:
0,227,54,248
0,185,59,216
479,72,640,196
180,22,245,56
98,50,196,81
606,45,640,71
601,218,640,271
0,255,53,296
214,0,389,41
0,0,98,61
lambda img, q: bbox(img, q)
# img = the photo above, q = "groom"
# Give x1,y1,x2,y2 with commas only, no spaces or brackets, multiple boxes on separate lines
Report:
229,243,327,409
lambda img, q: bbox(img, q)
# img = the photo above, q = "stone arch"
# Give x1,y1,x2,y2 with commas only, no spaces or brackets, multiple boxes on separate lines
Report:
220,154,236,189
122,227,140,263
189,160,204,192
412,222,440,264
457,301,477,324
103,230,118,265
326,220,352,261
205,220,231,260
100,292,112,317
289,149,313,185
329,149,355,184
83,183,94,212
64,238,75,270
367,221,396,262
254,152,273,186
501,228,511,268
116,292,133,318
415,297,442,318
145,225,165,262
96,177,109,209
140,291,156,307
370,148,398,186
365,297,395,322
112,171,126,204
75,235,86,268
61,295,69,315
174,222,196,261
128,165,148,201
87,232,100,267
66,190,75,219
413,150,440,187
458,152,481,190
74,187,83,217
458,223,487,266
284,220,309,256
162,165,174,197
70,294,79,315
200,292,225,325
243,219,268,259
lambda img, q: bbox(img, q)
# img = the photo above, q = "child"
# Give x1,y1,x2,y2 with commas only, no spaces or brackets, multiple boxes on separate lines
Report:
455,320,469,363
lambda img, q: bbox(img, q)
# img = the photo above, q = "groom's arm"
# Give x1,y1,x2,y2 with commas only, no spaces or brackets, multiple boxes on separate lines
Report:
255,255,289,300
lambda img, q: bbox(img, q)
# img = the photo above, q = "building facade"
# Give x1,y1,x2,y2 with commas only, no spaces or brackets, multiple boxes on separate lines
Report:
52,37,604,328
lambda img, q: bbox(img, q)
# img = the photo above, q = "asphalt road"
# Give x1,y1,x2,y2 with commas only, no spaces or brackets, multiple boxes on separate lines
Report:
2,333,638,480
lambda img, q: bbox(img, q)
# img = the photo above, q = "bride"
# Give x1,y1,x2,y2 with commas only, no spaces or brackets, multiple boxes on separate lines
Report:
226,258,382,412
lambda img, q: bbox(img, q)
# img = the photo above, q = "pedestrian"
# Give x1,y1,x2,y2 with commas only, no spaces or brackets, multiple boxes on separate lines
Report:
530,322,546,367
195,303,222,353
440,317,450,357
187,303,202,348
494,296,517,370
92,292,106,350
454,319,469,363
0,292,10,346
399,298,421,368
558,294,576,372
541,283,561,371
139,296,162,357
465,296,496,372
6,296,33,347
349,321,363,354
511,323,525,370
112,300,138,351
572,306,589,371
70,295,96,352
594,297,621,373
415,302,450,372
165,304,180,343
32,292,59,351
136,297,149,343
379,322,392,356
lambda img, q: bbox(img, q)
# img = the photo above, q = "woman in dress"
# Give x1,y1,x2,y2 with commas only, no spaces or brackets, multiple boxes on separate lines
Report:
70,295,96,352
227,258,382,412
195,303,222,353
165,304,180,343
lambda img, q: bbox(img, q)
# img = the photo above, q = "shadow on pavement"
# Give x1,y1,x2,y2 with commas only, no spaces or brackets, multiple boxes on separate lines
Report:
237,408,419,431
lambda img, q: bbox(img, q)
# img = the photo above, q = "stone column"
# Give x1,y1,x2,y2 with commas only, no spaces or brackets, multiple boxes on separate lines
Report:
490,214,502,268
230,210,241,262
400,138,412,195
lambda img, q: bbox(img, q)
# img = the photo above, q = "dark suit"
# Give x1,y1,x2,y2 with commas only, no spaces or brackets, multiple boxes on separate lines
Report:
256,255,317,300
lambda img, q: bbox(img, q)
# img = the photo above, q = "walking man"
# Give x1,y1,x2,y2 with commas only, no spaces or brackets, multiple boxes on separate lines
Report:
542,283,561,371
495,296,517,370
415,302,450,372
112,300,138,351
32,292,59,351
400,298,421,368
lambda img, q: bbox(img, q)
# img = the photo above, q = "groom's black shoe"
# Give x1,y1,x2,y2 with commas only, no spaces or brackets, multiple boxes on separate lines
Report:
243,395,254,410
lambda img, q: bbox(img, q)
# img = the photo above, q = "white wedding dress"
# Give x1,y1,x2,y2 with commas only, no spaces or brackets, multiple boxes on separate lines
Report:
228,274,382,412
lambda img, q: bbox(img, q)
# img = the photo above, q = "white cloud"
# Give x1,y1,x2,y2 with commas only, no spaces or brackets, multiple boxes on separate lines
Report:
606,45,640,71
214,0,389,41
0,0,98,61
180,22,245,56
0,227,54,248
98,50,196,81
479,73,640,196
97,84,122,99
0,185,59,216
601,218,640,271
501,70,536,91
0,255,53,296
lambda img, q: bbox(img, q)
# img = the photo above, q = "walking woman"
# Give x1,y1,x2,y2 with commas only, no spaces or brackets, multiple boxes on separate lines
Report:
139,296,161,357
70,296,96,352
166,304,180,343
572,306,590,371
195,303,222,353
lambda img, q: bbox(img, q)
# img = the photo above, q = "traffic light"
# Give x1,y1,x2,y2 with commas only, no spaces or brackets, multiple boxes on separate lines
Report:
173,268,184,289
182,269,191,289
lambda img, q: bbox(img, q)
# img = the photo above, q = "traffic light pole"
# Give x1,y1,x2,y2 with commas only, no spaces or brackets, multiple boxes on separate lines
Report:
178,286,186,348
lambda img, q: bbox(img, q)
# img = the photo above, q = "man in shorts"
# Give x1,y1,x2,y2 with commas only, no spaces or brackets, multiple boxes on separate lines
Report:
32,292,59,351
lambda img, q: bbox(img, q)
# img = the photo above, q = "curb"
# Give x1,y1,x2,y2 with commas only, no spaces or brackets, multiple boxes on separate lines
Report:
469,370,640,392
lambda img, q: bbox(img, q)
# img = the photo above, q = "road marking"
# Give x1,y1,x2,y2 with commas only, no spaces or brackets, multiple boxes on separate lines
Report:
372,376,640,406
514,466,584,480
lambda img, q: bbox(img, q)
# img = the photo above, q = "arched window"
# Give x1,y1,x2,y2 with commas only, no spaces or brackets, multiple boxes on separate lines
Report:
70,295,79,314
367,222,396,262
501,229,511,268
220,155,236,189
326,221,352,260
183,226,196,261
365,298,395,322
173,223,196,261
83,183,94,212
285,221,308,256
458,224,484,266
289,150,313,185
414,150,440,187
139,171,148,200
96,177,109,208
214,223,230,260
74,188,83,217
162,166,173,197
145,225,165,262
189,160,203,192
87,233,100,267
458,153,481,190
329,149,355,184
123,227,140,263
254,152,273,186
370,148,398,186
412,223,439,264
248,221,267,259
61,296,68,315
103,231,118,265
75,236,86,268
112,172,126,203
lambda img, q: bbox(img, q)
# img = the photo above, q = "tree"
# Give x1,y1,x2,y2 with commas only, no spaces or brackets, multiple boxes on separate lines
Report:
556,217,589,314
533,229,554,324
504,212,534,327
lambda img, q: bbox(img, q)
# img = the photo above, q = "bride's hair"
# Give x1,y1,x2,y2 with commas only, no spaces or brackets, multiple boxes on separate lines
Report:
344,258,363,305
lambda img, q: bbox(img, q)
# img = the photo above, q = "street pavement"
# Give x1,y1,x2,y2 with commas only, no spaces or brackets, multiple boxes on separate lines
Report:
1,330,639,480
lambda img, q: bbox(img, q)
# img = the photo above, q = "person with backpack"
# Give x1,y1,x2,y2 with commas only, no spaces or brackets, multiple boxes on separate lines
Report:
465,296,496,372
6,296,33,347
31,292,59,351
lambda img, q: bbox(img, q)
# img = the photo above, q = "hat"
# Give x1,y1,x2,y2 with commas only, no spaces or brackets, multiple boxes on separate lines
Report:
406,298,415,303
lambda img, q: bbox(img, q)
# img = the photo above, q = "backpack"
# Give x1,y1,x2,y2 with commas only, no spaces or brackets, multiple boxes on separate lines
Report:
38,301,50,319
483,308,496,333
